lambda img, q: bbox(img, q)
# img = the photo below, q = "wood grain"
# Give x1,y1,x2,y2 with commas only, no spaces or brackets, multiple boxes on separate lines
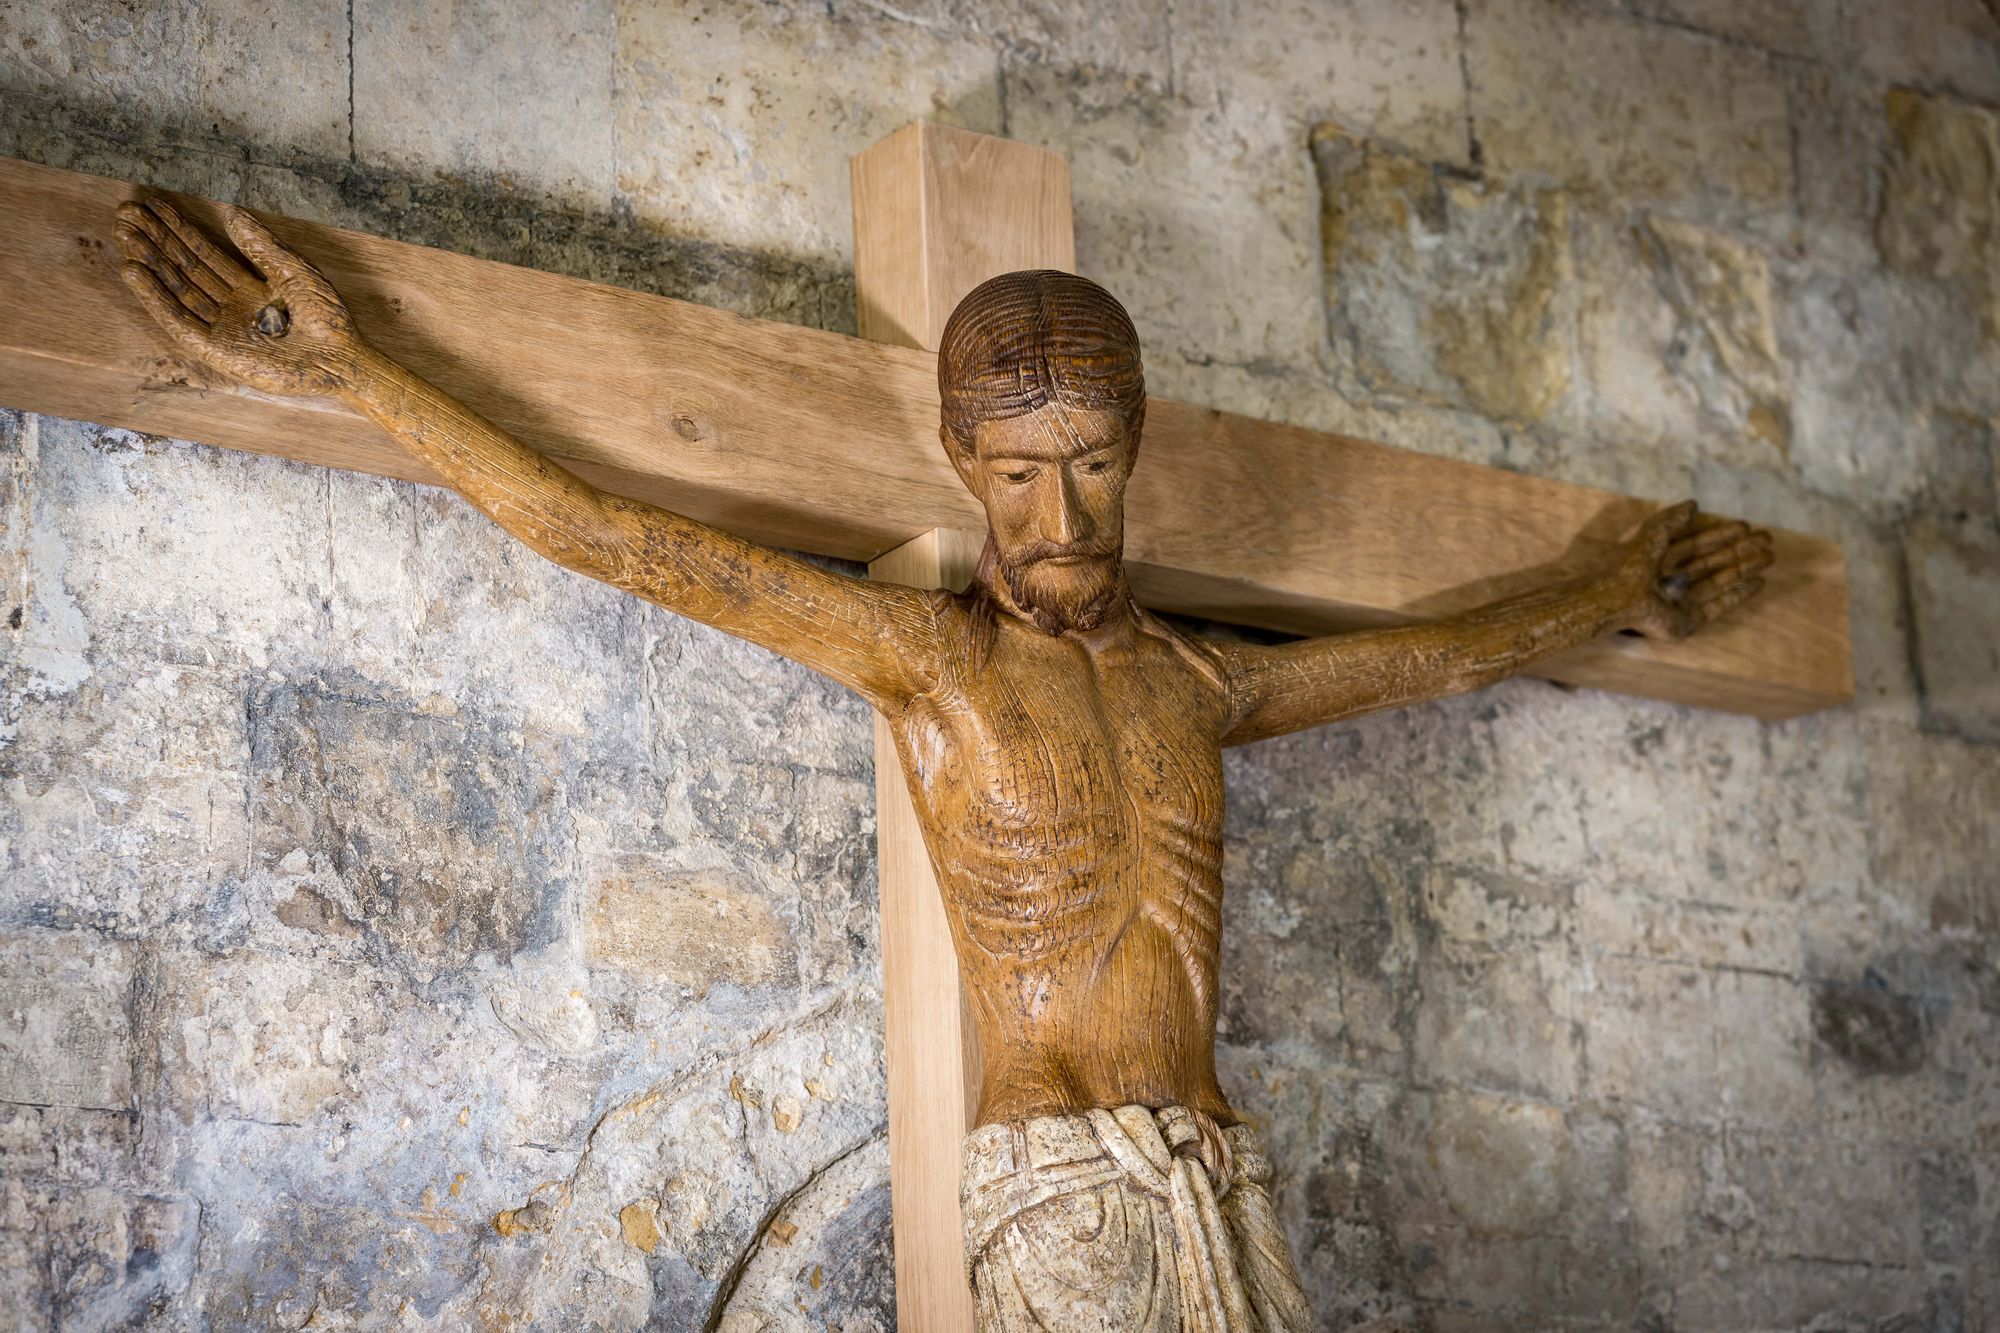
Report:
852,120,1075,351
854,121,1072,1333
0,152,1851,717
868,528,986,1333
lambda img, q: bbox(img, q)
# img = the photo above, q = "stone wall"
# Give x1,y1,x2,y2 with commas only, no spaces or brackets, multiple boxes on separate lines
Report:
2,1,1996,1329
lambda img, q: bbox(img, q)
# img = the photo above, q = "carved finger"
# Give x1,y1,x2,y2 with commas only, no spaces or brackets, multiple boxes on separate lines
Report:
144,198,253,290
224,206,334,296
1681,533,1772,582
1645,500,1699,546
1666,519,1748,567
121,262,218,357
1690,576,1763,626
116,225,221,323
117,202,231,304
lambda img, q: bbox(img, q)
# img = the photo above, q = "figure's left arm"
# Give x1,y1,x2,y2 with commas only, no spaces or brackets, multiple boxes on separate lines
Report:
1212,502,1773,746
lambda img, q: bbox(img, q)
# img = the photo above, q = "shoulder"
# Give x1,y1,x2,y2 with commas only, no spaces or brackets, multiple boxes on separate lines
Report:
1131,603,1232,700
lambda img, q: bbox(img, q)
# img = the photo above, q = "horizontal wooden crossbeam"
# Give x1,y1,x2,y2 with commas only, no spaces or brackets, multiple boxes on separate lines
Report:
0,154,1850,718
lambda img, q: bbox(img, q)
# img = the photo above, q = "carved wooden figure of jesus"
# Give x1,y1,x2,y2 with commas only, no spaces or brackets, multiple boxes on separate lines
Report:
116,198,1772,1330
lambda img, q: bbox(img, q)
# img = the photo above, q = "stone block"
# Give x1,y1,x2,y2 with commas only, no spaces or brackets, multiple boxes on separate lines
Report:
158,950,407,1128
0,931,132,1111
948,0,1172,86
584,855,796,994
1575,212,1791,470
1413,946,1580,1102
1464,0,1793,227
14,418,323,677
1712,969,1814,1126
197,0,351,163
1878,89,2000,337
28,1188,199,1328
0,1102,134,1187
705,1133,892,1331
1618,0,1821,57
244,670,569,967
1863,721,2000,941
1,658,252,936
1578,884,1803,976
354,0,617,210
1928,409,1999,521
0,0,200,113
1731,1128,1925,1266
1425,1090,1565,1237
1671,1251,1933,1329
1581,957,1717,1122
1003,60,1324,376
644,610,872,777
0,2,350,162
614,0,1002,267
1312,124,1574,423
1171,0,1470,167
1844,0,2000,106
1788,63,1891,270
1783,268,2000,515
1909,523,2000,745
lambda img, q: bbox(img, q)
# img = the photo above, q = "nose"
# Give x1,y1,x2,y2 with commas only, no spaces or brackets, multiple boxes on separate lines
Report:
1037,466,1091,546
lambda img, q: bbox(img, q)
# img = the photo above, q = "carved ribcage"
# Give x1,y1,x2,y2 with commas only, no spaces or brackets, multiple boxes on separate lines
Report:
897,629,1229,975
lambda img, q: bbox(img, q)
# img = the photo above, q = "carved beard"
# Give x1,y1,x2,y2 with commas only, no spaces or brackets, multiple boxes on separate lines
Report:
999,548,1124,635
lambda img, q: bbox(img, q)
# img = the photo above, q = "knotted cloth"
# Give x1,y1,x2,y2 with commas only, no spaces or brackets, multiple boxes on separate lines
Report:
960,1104,1313,1331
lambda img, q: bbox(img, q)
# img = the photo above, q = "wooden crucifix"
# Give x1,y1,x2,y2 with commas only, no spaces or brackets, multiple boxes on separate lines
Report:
0,123,1844,1330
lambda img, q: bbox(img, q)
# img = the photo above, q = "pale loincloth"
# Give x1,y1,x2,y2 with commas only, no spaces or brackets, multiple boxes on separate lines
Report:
960,1104,1313,1332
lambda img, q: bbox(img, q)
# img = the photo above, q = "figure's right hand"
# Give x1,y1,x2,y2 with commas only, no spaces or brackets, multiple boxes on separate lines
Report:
115,198,365,399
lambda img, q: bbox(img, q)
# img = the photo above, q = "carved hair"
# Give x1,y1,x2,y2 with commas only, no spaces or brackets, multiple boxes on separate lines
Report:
937,270,1146,458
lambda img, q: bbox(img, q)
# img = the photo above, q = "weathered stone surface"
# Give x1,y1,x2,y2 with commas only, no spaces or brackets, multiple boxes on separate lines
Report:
1313,124,1573,422
1843,0,2000,107
1426,1091,1565,1236
1620,0,1821,57
585,857,797,992
0,931,132,1111
614,0,1003,266
1464,0,1793,226
1577,214,1791,468
0,1,350,161
1003,60,1325,377
6,0,2000,1326
354,0,617,211
1908,523,2000,745
1171,0,1470,167
1878,88,2000,338
1781,264,1998,513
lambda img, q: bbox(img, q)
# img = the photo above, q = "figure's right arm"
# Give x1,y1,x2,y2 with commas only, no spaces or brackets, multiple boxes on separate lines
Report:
115,199,938,708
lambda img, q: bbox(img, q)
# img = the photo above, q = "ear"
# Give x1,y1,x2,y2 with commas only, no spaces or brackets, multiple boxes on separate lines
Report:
943,425,982,497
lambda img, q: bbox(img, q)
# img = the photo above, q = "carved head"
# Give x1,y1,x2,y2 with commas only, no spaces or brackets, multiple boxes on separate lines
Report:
937,270,1146,634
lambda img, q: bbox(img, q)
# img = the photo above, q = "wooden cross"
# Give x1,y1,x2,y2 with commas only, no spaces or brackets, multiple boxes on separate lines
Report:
0,123,1850,1330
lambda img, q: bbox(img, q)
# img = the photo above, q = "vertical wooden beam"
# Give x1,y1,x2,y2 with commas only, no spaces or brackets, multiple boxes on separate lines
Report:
866,527,985,1330
852,121,1074,1330
851,120,1075,352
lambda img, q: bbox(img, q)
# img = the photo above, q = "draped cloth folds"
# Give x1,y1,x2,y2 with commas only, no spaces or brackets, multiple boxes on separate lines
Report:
960,1104,1313,1332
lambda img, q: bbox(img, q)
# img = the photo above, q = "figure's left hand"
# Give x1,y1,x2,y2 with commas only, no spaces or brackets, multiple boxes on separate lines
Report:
1617,500,1775,640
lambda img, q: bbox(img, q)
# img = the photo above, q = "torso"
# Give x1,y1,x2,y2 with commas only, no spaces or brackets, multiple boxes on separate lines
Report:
887,589,1238,1126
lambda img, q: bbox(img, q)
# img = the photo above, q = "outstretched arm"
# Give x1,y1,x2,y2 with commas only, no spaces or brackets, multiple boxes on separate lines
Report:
115,198,937,708
1211,502,1773,746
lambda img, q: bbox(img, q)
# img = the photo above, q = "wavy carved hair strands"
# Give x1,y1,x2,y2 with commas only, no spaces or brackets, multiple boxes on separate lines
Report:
937,269,1147,460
